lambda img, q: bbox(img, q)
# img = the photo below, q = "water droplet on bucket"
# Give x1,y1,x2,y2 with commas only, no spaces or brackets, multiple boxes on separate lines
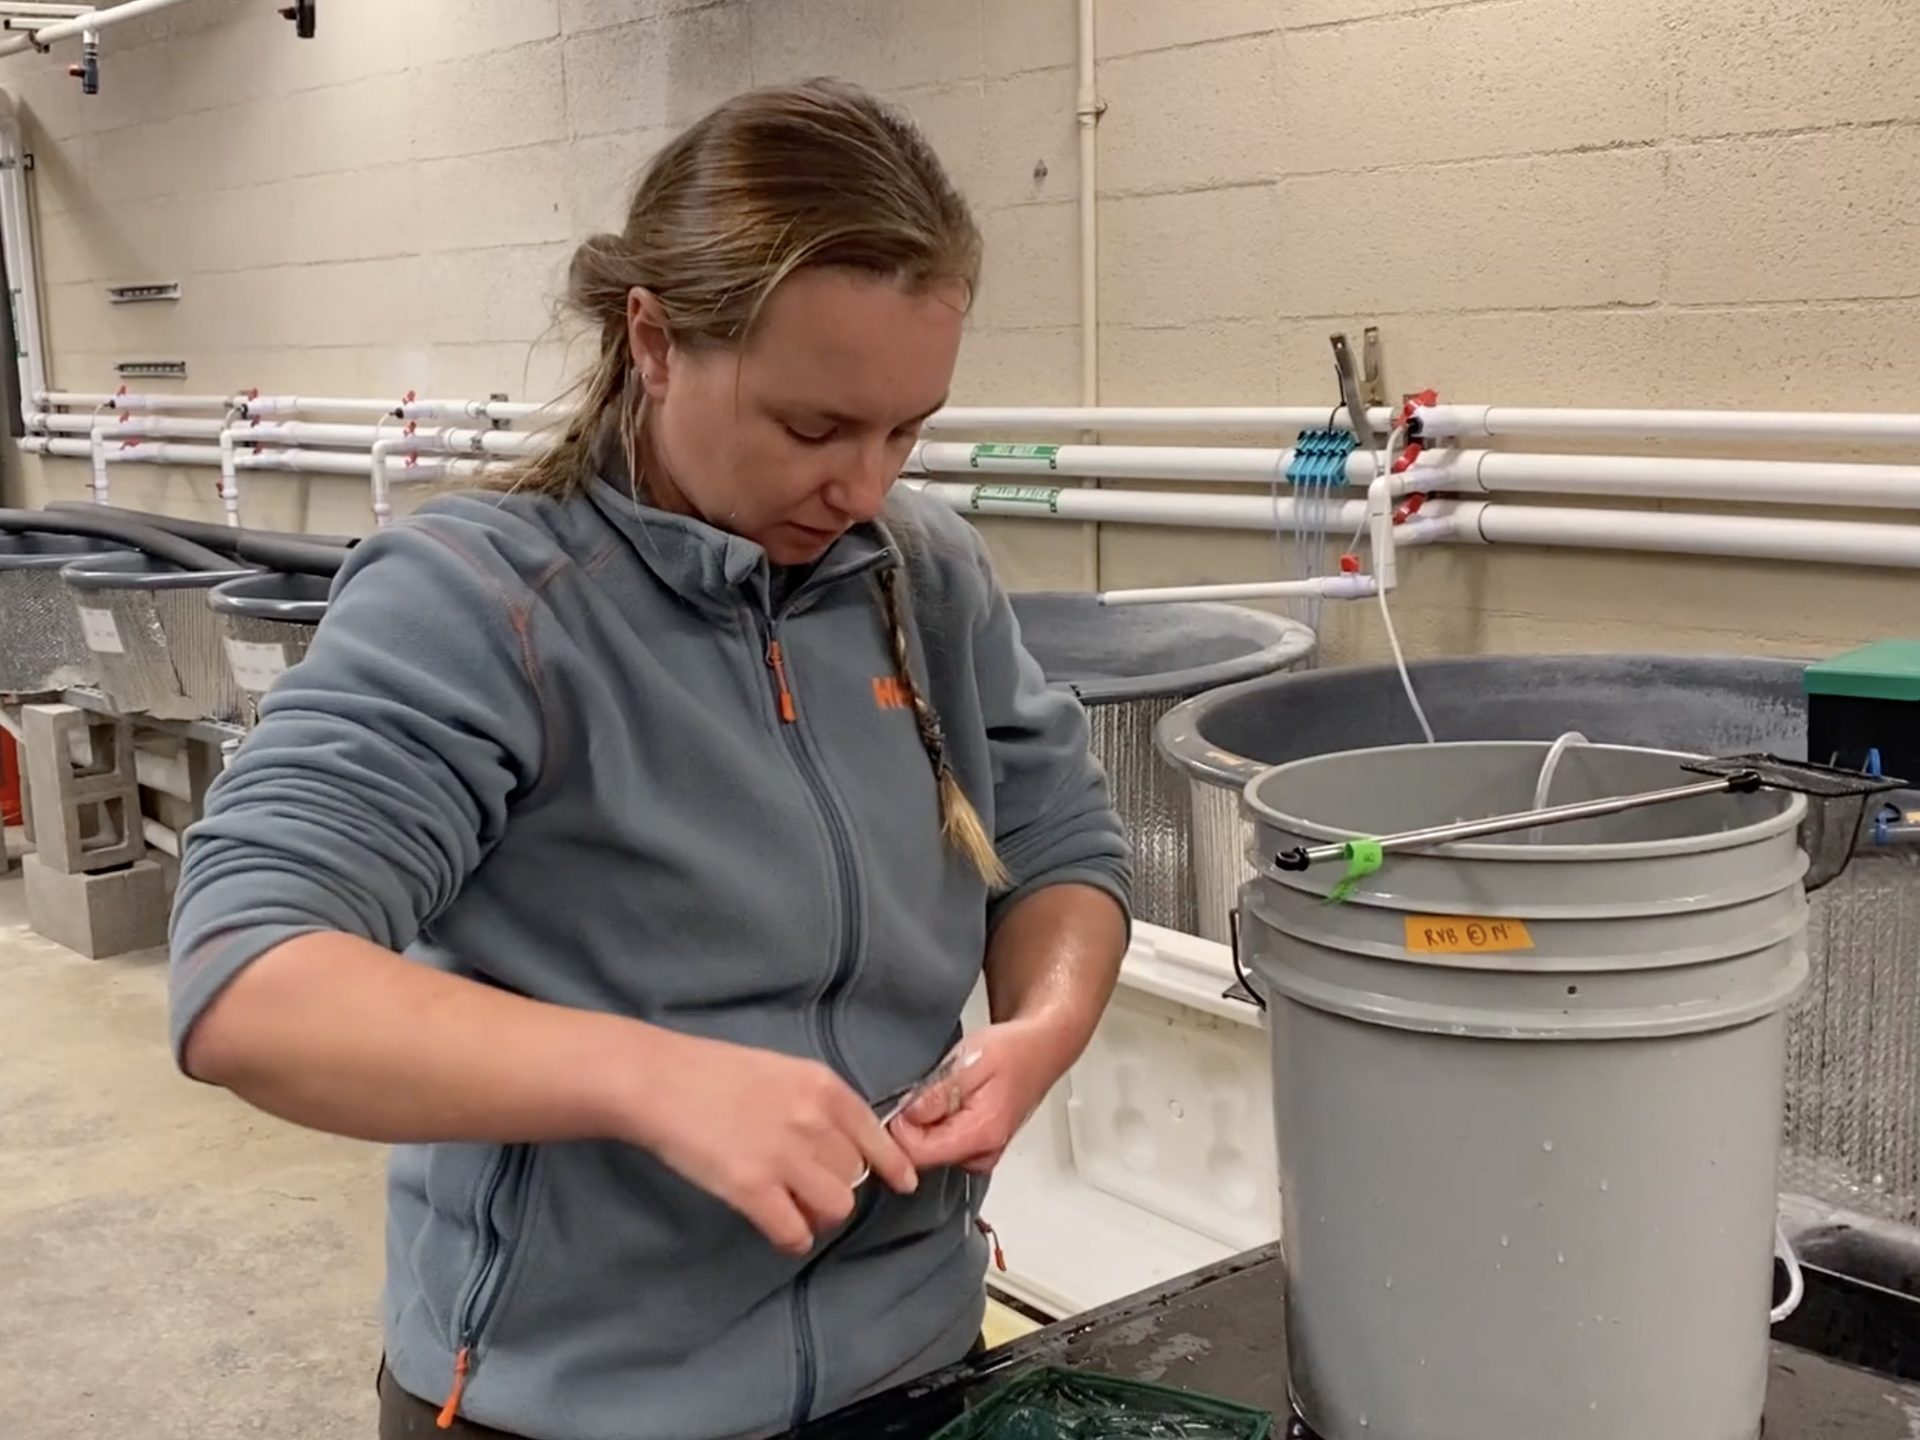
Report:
1500,1235,1510,1248
1419,1357,1427,1368
1542,1139,1555,1152
1590,1401,1600,1412
1557,1252,1567,1265
1358,1416,1369,1430
1599,1178,1610,1193
1384,1276,1393,1290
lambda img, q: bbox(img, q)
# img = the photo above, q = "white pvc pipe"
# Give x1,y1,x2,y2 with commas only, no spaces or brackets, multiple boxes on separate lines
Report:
39,390,238,412
923,406,1393,436
0,96,47,408
217,423,241,527
1410,449,1920,511
1468,502,1920,570
87,423,110,505
1099,575,1380,606
0,0,195,55
243,419,545,457
31,410,229,439
1416,404,1920,447
20,434,488,481
913,440,1356,485
909,479,1374,533
916,479,1920,570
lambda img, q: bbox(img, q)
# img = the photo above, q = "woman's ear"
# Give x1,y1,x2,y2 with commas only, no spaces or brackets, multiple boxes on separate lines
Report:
627,288,673,401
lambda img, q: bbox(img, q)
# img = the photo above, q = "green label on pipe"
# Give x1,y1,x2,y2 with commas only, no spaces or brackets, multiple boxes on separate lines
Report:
969,443,1061,469
969,483,1062,513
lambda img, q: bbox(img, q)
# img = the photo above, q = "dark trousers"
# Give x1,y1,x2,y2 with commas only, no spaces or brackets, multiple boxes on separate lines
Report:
378,1336,991,1439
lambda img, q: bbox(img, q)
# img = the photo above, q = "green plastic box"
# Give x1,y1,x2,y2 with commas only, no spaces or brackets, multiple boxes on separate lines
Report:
1803,640,1920,781
925,1365,1275,1440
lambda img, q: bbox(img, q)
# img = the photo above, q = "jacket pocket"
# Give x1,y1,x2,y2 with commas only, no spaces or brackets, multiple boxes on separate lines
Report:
438,1143,539,1426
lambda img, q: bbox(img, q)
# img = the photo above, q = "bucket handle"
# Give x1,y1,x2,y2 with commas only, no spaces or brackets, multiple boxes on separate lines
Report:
1223,909,1266,1011
1771,1222,1804,1325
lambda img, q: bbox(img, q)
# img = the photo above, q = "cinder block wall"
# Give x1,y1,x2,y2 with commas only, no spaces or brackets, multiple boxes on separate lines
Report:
4,0,1918,665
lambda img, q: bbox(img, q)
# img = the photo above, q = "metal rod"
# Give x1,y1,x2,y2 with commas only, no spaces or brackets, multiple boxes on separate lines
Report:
1275,774,1755,871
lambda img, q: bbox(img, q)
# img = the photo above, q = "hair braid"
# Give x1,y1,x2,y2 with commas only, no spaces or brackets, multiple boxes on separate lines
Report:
878,563,1010,891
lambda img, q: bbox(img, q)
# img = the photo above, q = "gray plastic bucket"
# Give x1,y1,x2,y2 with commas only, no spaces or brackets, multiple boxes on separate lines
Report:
1242,740,1809,1440
1008,592,1314,934
208,571,329,728
59,552,255,723
1155,652,1920,1237
0,533,130,694
1157,654,1807,945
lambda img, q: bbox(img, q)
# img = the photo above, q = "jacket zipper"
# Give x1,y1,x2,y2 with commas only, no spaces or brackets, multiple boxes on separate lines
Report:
761,613,871,1424
761,618,865,1081
437,1145,532,1429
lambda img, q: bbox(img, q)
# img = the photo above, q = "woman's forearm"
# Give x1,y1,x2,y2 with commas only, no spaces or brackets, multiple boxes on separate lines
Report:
183,931,643,1146
983,883,1127,1069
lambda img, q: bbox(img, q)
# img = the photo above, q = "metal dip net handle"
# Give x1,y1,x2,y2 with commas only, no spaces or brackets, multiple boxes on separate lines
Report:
1272,773,1759,874
1272,752,1907,894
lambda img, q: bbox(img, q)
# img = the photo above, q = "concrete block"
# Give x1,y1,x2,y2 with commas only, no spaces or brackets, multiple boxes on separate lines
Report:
418,243,572,347
164,3,302,110
274,258,426,349
1099,34,1280,194
286,74,413,177
412,39,566,160
561,0,716,35
1282,0,1448,29
890,80,991,207
1674,0,1920,138
977,203,1081,332
1655,300,1920,412
21,705,144,877
1278,149,1663,314
173,101,293,194
270,170,421,269
1100,185,1280,327
983,0,1076,76
1270,309,1668,409
749,0,982,93
951,327,1082,406
274,0,409,91
971,520,1092,590
566,7,752,138
23,855,169,960
1666,129,1920,306
568,131,668,238
74,34,181,136
976,68,1078,211
1281,0,1663,171
1100,0,1279,58
416,144,573,252
405,0,560,66
1100,321,1285,407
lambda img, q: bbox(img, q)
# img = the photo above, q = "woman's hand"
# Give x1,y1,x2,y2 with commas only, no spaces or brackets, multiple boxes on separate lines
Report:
618,1028,919,1258
888,1019,1076,1175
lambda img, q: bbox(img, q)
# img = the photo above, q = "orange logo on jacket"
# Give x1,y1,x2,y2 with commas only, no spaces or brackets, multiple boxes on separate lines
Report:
873,677,912,711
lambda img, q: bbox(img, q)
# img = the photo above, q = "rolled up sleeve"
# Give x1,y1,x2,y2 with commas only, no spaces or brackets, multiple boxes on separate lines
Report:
167,511,553,1069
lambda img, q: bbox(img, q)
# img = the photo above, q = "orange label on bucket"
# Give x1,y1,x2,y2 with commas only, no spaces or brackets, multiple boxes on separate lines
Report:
1404,916,1535,954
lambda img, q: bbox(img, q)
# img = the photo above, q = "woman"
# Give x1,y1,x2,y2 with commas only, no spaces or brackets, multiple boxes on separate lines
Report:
167,79,1130,1440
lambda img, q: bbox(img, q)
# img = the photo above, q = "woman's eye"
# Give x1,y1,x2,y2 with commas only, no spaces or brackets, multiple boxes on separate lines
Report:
784,423,834,446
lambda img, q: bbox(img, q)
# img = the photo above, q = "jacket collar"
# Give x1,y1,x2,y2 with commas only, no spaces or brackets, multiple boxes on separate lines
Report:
584,425,894,620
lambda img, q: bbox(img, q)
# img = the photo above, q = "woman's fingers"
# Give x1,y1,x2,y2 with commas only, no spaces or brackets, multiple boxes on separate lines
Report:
739,1186,816,1258
844,1106,918,1194
895,1103,1005,1172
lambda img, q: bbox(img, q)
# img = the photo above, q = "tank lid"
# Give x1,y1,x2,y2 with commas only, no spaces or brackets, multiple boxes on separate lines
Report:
1804,640,1920,703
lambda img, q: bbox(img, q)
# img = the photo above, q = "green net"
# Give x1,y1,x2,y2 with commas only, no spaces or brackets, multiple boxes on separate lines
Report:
927,1367,1273,1440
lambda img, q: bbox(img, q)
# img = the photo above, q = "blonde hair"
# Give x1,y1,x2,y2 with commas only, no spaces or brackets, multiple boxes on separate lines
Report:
503,79,1005,888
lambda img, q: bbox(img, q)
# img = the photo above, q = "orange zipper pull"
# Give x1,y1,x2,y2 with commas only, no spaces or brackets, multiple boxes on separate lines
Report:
976,1217,1008,1273
436,1346,471,1429
766,639,797,723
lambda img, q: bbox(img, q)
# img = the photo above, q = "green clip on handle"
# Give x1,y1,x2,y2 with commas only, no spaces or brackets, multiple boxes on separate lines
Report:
1325,839,1384,905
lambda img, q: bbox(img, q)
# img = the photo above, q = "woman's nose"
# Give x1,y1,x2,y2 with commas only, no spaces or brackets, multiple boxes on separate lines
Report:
831,442,896,521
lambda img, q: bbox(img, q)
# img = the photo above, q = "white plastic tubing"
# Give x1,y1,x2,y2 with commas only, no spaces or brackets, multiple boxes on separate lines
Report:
0,0,197,56
910,482,1920,571
1416,404,1920,447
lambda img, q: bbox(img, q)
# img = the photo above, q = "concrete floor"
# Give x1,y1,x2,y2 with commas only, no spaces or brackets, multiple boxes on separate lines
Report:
0,862,385,1439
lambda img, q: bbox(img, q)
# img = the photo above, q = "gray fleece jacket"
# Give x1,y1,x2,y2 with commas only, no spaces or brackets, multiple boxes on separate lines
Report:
167,466,1131,1440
